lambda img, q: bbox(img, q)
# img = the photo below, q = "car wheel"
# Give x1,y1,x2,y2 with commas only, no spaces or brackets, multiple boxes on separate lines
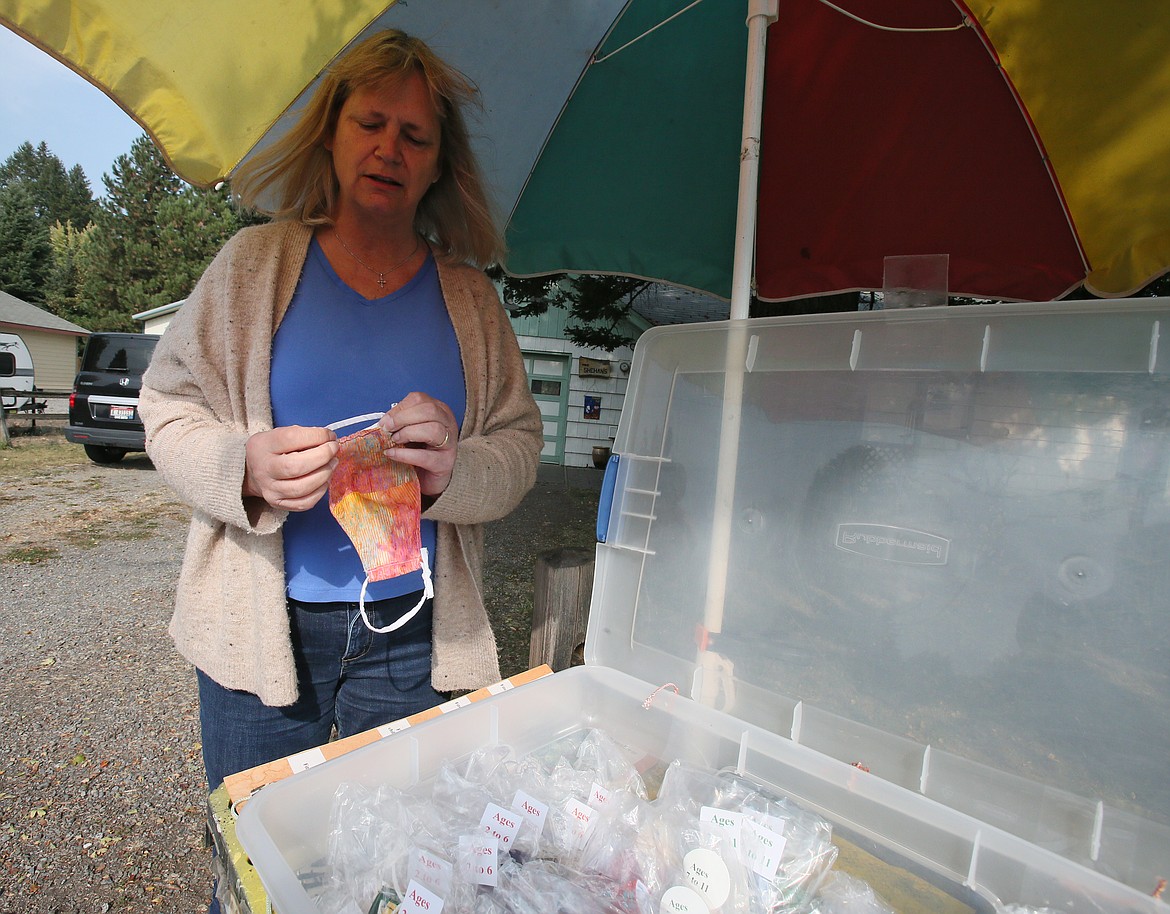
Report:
83,444,128,464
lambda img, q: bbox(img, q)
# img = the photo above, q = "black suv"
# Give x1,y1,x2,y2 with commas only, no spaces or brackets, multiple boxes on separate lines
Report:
66,332,160,464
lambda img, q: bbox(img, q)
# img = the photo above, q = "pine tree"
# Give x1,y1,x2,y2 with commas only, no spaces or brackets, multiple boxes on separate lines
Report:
496,269,650,352
0,183,50,301
0,141,95,227
154,184,249,302
0,141,96,303
43,220,94,322
77,135,250,330
63,165,98,228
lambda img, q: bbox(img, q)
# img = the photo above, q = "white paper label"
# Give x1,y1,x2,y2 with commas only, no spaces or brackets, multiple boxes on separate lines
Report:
286,747,326,773
684,848,731,908
699,806,744,850
487,680,514,695
511,790,549,840
400,879,444,914
659,885,709,914
408,848,453,897
376,719,412,737
460,835,498,887
564,797,597,846
479,802,522,851
440,695,472,713
763,815,788,847
589,781,613,810
741,818,786,879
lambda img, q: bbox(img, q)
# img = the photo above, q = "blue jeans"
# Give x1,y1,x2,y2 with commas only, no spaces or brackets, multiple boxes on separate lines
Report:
198,592,445,790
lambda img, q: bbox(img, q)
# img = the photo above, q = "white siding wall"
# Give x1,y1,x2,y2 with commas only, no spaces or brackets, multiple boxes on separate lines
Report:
20,329,83,391
143,314,175,335
514,332,634,468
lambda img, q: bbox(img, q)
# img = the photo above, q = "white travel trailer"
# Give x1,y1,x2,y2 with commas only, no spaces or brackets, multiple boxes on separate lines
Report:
0,331,35,409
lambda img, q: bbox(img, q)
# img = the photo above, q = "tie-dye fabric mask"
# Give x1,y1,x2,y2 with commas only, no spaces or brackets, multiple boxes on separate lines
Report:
327,414,433,633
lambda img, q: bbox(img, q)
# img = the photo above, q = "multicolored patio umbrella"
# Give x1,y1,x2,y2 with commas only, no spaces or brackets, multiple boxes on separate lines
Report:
3,0,1169,314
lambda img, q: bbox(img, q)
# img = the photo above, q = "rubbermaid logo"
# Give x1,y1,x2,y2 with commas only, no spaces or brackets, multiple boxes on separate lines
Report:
836,524,949,565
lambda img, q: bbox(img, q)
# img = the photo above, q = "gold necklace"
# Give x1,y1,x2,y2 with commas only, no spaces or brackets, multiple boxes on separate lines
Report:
333,231,420,290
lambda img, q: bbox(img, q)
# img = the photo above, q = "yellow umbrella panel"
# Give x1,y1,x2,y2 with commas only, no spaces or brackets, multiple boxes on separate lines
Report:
1,0,392,186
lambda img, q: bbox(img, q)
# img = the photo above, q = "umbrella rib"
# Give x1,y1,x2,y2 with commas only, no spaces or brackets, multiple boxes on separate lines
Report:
593,0,707,64
594,0,969,68
813,0,968,33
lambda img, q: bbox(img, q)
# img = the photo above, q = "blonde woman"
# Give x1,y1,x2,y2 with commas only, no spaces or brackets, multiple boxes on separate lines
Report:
140,31,542,798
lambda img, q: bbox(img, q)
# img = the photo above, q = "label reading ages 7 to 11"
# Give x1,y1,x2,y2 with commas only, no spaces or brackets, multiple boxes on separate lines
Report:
741,818,786,879
683,848,731,908
659,885,709,914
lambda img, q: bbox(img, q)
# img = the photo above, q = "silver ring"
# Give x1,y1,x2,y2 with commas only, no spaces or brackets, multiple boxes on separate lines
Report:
436,429,450,449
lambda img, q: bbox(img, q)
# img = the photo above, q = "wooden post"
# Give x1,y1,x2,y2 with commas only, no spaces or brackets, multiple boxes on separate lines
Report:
529,547,595,671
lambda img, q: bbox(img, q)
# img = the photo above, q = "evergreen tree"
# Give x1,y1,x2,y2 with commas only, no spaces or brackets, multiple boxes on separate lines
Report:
154,184,249,302
0,141,95,227
43,220,94,322
496,269,650,352
63,165,98,228
76,135,250,330
0,183,50,301
0,141,96,304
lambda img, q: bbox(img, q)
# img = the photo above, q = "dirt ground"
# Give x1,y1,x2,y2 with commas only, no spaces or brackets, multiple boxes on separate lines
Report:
0,429,599,913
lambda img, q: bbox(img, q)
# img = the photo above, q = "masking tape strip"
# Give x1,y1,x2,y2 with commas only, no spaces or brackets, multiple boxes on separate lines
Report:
223,664,555,805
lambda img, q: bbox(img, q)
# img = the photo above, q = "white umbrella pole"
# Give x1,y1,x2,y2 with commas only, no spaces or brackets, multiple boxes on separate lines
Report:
731,0,776,320
696,0,777,708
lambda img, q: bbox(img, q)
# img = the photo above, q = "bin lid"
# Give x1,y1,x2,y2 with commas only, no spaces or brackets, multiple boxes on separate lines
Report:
592,298,1170,873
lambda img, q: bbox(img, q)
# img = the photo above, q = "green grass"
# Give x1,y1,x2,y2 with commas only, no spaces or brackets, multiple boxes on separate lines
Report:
4,545,61,564
0,432,87,475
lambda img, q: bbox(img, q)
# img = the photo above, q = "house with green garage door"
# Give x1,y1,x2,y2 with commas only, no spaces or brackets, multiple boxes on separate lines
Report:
506,285,728,468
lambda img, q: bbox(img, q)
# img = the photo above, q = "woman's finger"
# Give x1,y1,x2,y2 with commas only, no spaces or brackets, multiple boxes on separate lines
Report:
244,427,338,509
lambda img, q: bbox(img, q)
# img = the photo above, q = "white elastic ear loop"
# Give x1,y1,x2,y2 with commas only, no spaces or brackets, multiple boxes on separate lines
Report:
326,412,384,432
358,547,435,634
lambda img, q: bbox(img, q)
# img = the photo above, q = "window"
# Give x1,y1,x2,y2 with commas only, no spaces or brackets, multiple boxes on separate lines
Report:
531,378,562,396
83,336,157,373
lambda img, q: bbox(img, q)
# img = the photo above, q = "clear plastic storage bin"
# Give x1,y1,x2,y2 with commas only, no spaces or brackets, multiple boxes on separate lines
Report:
239,298,1170,913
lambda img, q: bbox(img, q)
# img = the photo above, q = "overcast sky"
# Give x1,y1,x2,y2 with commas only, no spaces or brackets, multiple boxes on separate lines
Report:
0,26,144,194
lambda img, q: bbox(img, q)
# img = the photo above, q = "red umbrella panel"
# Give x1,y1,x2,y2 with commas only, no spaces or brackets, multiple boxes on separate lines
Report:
756,0,1087,303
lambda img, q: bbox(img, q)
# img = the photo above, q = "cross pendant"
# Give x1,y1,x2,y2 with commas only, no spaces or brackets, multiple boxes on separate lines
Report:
377,273,386,289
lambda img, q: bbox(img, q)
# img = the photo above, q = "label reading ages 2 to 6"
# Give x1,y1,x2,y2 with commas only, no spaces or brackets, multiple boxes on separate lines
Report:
589,781,613,809
564,798,597,847
511,790,549,840
459,835,499,887
399,880,444,914
479,802,522,851
408,848,453,897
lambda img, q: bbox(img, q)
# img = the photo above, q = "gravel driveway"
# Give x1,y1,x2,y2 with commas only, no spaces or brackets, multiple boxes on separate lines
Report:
0,433,598,913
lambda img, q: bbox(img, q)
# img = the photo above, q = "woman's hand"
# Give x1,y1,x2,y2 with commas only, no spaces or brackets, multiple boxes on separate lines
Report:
380,392,459,497
243,426,339,512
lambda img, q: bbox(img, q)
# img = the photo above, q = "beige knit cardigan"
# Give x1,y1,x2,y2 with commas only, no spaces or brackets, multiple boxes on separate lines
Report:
139,221,543,706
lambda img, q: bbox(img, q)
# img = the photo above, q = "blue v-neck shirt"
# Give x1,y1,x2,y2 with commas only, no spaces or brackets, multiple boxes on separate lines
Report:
269,240,466,602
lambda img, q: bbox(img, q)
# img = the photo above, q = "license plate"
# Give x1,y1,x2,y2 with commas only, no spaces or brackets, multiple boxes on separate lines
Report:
110,405,135,420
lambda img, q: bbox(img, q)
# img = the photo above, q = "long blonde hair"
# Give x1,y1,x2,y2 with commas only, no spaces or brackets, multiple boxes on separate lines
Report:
231,30,502,267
